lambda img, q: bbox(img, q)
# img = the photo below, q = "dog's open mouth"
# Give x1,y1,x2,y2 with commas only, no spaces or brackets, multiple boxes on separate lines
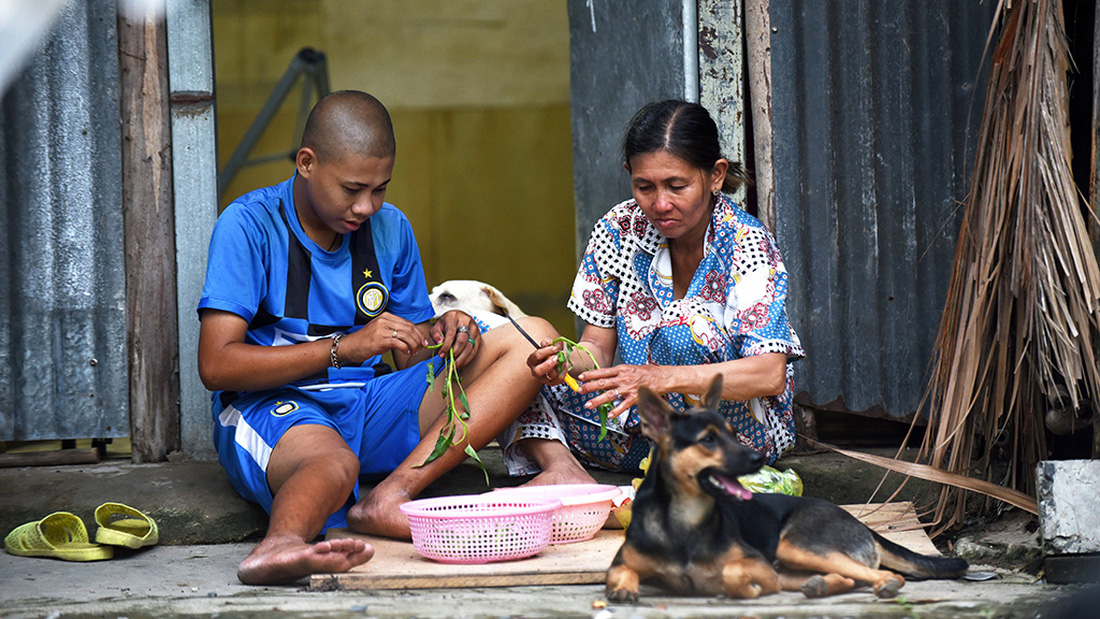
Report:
705,471,753,501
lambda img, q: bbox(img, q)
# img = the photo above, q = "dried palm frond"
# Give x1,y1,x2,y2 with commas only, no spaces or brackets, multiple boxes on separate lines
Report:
918,0,1100,535
803,438,1037,515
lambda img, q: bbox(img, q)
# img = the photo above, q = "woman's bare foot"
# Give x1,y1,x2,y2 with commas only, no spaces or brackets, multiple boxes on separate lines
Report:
517,438,597,486
347,485,414,540
523,454,597,486
237,535,374,585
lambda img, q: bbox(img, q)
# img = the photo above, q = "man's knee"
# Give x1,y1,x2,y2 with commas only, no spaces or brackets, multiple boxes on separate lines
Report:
268,425,360,492
516,316,557,341
330,448,361,484
487,315,558,357
282,447,360,498
304,444,360,485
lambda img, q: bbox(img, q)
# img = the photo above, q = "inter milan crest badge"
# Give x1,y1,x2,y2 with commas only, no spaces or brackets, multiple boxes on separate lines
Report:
271,401,299,417
356,281,389,317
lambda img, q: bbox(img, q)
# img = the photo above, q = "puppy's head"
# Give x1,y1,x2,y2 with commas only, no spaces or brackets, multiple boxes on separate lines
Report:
637,375,765,501
429,279,528,318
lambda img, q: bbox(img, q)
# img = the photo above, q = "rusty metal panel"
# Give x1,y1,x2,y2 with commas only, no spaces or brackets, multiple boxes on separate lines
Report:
0,1,128,441
769,0,996,418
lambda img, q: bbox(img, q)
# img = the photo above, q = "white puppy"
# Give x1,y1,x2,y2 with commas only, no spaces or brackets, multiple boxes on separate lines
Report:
429,279,529,321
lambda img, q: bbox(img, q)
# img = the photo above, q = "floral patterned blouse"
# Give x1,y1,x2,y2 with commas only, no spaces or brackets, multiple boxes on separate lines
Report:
565,193,804,462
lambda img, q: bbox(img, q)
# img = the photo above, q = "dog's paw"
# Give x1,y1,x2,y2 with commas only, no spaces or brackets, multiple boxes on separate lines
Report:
605,587,639,604
873,576,902,599
801,575,829,598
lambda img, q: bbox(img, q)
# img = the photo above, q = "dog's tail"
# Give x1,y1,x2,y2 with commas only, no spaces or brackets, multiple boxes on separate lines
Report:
873,531,969,579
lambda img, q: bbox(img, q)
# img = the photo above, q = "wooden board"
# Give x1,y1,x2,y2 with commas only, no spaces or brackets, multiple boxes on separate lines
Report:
311,529,624,590
312,502,940,590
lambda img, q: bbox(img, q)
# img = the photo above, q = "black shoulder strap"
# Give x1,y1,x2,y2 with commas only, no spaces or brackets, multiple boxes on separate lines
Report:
348,218,387,325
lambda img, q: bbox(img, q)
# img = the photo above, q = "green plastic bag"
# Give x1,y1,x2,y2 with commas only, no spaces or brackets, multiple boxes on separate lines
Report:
737,465,803,496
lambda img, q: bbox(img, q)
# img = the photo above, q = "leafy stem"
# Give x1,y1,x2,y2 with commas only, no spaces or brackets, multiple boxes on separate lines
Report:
551,336,613,442
418,341,488,485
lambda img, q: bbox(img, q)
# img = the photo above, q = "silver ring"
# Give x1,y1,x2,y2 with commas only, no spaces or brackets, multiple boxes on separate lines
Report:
391,329,399,338
457,325,470,334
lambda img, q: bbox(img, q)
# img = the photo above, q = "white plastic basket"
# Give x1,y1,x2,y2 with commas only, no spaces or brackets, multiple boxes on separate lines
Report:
490,484,623,544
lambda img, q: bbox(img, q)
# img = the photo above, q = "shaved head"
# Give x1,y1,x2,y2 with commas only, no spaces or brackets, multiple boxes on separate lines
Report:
300,90,395,162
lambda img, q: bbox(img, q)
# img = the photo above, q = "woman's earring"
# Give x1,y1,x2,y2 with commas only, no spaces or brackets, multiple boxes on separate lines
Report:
712,190,721,197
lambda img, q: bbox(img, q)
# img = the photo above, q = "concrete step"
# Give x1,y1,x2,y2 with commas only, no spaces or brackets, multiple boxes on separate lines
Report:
0,446,933,545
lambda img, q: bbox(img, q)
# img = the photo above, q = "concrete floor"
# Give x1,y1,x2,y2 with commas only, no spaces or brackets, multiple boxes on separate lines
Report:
0,541,1086,619
0,447,1093,618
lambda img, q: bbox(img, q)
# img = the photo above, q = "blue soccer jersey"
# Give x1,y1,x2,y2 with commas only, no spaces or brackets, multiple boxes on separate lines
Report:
198,175,436,389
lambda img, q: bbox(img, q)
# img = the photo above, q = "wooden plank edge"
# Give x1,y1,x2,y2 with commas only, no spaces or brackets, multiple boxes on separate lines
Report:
0,448,101,468
311,570,605,591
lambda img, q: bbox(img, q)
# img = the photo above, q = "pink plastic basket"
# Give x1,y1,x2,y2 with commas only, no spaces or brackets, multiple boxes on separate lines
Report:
399,495,561,564
491,484,623,544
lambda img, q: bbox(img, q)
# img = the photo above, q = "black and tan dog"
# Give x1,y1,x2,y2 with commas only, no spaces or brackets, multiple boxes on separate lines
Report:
606,376,968,602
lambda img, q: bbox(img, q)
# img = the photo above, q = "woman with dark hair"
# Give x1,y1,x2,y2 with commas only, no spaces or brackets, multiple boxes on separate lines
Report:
505,100,803,479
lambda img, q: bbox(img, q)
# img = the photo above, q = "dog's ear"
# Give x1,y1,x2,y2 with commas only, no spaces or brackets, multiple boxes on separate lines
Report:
702,374,724,410
482,285,514,318
637,386,674,441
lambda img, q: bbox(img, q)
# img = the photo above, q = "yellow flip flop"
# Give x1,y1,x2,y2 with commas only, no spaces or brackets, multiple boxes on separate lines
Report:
4,511,114,561
94,502,158,549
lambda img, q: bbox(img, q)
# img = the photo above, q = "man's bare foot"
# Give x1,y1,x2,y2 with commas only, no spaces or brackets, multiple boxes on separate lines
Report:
522,456,597,487
237,535,374,585
347,486,413,540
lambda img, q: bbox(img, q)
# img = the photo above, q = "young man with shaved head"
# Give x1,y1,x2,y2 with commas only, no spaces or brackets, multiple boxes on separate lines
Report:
197,91,574,585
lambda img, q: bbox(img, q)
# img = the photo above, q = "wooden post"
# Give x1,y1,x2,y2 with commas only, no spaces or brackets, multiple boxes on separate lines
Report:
1092,0,1100,460
745,0,776,232
118,4,180,462
698,0,747,206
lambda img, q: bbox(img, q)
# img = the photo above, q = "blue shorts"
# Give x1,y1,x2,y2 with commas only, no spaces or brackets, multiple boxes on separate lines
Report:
212,357,442,531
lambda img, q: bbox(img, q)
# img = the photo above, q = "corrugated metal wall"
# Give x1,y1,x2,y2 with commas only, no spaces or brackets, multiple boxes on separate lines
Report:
0,1,129,441
0,0,1003,443
769,0,997,417
567,0,687,268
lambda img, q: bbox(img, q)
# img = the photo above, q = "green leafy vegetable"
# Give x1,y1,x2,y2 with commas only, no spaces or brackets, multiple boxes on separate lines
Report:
419,342,489,485
551,337,613,442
